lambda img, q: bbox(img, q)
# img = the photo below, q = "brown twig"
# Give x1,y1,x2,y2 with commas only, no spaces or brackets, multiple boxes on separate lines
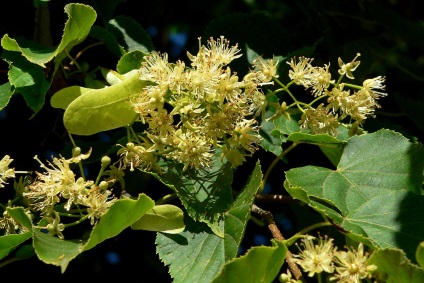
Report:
251,204,303,281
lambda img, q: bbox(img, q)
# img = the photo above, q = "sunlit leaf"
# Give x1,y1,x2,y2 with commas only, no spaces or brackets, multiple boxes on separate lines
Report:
211,240,287,283
83,193,155,251
285,129,424,261
131,204,185,234
416,242,424,269
1,3,96,67
50,86,96,110
61,72,150,135
116,50,147,74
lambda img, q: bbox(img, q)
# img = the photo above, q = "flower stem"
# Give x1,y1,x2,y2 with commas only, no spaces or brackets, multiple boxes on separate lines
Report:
259,141,298,193
292,221,332,238
155,193,177,205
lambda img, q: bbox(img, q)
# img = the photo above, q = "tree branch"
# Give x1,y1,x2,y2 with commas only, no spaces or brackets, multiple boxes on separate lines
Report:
251,204,303,281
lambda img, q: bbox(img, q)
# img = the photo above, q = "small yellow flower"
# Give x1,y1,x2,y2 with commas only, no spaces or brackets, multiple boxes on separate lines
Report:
293,235,336,277
338,53,361,79
299,104,340,136
330,243,376,283
68,147,92,163
0,155,15,188
252,56,280,82
310,64,334,96
362,76,387,99
287,56,314,88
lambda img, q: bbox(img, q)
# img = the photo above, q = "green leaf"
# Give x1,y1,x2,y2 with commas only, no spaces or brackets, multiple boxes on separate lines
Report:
131,204,185,234
0,3,96,114
368,248,424,283
1,3,96,67
0,232,32,260
273,112,301,136
2,50,50,114
260,118,284,156
83,193,155,251
416,241,424,269
224,161,263,259
287,132,347,166
108,15,154,53
0,82,14,110
156,162,263,283
287,132,346,144
116,50,147,74
60,72,150,135
211,240,287,283
0,207,33,260
146,153,234,236
50,86,96,110
7,207,33,230
89,26,124,57
156,215,226,283
28,194,153,273
285,129,424,261
33,229,83,273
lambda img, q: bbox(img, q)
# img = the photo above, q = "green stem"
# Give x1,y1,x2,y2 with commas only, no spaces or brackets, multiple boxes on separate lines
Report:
306,94,328,107
294,221,332,237
67,131,86,180
259,141,299,193
64,49,82,73
63,214,89,227
155,193,177,205
56,212,83,218
342,82,362,90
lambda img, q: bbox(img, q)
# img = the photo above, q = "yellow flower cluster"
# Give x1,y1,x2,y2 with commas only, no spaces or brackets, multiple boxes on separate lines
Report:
287,53,387,136
0,155,15,188
291,236,377,283
125,36,279,171
22,152,116,236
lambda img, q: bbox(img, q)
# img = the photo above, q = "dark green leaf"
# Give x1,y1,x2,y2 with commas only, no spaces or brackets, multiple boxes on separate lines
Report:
147,153,234,236
156,162,263,283
108,15,154,53
0,82,14,110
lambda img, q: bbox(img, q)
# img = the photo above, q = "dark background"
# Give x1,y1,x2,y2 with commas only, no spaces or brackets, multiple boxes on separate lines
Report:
0,0,423,281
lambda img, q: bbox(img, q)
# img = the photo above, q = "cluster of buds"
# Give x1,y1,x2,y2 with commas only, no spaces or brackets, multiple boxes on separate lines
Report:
119,36,279,172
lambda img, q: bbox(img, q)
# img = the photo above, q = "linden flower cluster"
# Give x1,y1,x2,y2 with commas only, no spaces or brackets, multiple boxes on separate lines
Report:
18,150,117,238
288,236,377,283
0,155,15,188
286,53,387,136
120,36,278,172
